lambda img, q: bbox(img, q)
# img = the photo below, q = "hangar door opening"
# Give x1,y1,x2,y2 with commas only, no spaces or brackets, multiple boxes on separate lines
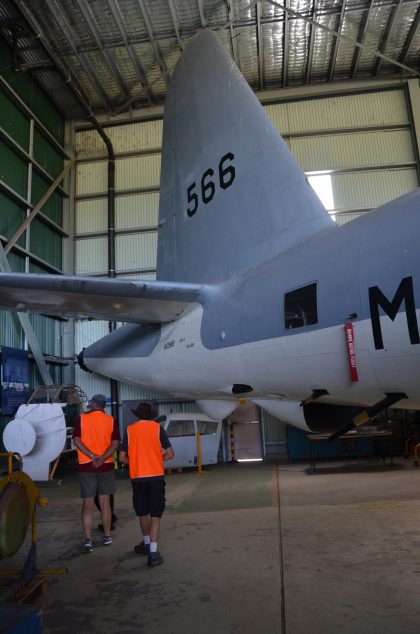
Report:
229,404,262,461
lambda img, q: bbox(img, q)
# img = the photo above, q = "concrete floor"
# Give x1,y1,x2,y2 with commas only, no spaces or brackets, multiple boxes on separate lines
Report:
4,456,420,633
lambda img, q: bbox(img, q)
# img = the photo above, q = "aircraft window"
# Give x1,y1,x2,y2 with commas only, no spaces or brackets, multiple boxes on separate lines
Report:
196,420,218,435
284,283,318,329
166,420,195,437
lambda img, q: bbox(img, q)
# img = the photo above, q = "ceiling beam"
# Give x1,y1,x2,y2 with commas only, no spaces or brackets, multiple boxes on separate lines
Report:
283,0,289,87
374,0,403,75
107,0,155,106
351,0,375,78
400,3,420,65
264,0,420,77
137,0,171,87
306,0,318,84
256,1,264,90
75,0,132,103
43,0,111,111
197,0,208,28
226,0,240,68
166,0,185,52
12,0,104,120
329,0,347,81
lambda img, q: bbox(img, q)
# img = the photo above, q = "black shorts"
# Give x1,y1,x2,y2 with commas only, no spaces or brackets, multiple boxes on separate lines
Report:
131,479,166,518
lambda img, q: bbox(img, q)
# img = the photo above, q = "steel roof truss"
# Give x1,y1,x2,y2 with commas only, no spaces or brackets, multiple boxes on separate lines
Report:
256,1,264,90
166,0,184,52
264,0,420,78
75,0,132,103
329,0,347,81
136,0,171,87
374,0,403,75
107,0,155,106
351,0,375,79
196,0,208,28
306,0,318,83
44,0,111,111
400,3,420,65
226,0,240,68
283,0,289,87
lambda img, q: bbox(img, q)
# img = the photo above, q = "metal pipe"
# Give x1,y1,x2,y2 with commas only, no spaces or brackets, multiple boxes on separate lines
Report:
11,1,120,422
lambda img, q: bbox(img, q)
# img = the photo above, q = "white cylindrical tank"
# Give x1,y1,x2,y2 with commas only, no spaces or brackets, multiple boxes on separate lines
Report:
3,403,66,481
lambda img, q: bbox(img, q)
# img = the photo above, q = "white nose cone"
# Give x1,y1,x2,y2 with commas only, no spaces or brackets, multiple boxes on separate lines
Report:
3,418,36,456
3,404,66,480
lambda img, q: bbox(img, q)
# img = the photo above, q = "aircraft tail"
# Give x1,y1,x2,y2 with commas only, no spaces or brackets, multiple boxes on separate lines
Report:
157,29,333,284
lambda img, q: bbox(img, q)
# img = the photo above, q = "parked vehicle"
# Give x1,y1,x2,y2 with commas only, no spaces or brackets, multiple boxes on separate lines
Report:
159,413,222,469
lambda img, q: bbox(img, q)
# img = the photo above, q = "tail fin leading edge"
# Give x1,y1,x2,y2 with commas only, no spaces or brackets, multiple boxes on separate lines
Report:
157,29,333,284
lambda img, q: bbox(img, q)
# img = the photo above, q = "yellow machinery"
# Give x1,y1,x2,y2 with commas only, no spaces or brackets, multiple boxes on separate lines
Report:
0,452,65,597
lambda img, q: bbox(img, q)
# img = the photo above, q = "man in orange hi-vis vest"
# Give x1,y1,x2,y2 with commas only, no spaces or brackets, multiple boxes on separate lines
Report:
119,402,174,567
73,394,120,554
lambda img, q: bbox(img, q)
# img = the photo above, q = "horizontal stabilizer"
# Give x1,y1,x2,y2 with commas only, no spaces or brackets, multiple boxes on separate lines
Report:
0,273,205,323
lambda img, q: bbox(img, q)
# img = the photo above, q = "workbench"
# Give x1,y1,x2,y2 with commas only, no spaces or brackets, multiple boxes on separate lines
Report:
307,430,393,471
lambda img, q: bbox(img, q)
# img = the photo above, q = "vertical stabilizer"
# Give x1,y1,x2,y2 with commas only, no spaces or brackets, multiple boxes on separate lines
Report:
157,29,333,284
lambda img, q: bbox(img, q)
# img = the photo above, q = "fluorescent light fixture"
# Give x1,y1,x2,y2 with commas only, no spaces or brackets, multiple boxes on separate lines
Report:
237,458,263,462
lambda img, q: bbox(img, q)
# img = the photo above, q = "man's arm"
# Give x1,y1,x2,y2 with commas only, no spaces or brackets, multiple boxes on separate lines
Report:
163,446,174,461
159,426,174,461
73,437,99,461
119,432,128,465
119,449,128,465
95,439,120,468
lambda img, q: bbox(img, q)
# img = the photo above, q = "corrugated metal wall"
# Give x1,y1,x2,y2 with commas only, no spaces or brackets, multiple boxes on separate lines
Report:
0,36,69,438
75,118,164,407
265,88,418,224
74,85,419,442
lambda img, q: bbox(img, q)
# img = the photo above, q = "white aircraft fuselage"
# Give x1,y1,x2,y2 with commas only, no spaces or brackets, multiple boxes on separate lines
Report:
0,30,419,435
83,187,420,428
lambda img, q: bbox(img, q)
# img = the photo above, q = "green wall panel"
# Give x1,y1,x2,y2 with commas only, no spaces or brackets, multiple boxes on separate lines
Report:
0,194,26,247
29,262,53,275
33,129,64,179
0,310,23,348
0,38,65,144
0,140,28,196
29,313,60,356
5,251,25,272
32,172,63,226
0,90,30,150
30,218,62,269
0,253,24,348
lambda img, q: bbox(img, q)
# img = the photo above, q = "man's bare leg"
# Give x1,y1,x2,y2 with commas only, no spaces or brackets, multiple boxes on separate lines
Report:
139,514,151,537
150,516,161,543
98,494,112,535
82,498,94,539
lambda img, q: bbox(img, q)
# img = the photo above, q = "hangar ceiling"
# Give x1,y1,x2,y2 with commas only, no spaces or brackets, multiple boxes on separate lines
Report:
0,0,419,121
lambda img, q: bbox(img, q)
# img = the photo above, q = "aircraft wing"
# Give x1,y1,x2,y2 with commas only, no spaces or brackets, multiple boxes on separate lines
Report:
0,273,206,323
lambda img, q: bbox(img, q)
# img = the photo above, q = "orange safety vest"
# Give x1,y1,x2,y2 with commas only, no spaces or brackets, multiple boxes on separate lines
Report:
77,411,114,464
127,420,164,479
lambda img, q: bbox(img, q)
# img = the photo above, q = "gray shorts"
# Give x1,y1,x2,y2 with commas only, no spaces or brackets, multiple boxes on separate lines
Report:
79,471,116,499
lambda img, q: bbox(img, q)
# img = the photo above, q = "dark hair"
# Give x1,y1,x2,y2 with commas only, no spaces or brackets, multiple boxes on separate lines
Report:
131,402,157,420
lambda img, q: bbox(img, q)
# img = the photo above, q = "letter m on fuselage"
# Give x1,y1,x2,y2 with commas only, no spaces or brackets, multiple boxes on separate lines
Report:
369,276,420,350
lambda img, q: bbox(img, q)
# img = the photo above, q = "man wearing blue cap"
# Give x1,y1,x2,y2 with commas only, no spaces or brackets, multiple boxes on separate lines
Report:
73,394,120,553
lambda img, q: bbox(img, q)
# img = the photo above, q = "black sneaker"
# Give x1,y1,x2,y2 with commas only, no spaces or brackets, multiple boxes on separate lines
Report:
82,538,93,553
134,541,150,555
98,521,116,532
103,535,112,546
147,552,163,567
